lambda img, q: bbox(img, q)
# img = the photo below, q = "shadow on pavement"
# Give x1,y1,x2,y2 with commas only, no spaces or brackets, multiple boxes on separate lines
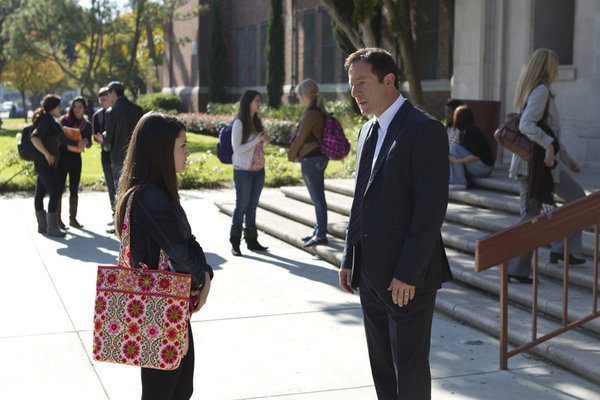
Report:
56,228,120,265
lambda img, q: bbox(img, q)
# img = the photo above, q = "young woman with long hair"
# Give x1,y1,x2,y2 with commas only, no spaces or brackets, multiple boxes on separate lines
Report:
114,111,213,399
57,96,91,228
30,94,66,237
447,105,494,190
287,78,329,247
229,90,270,256
508,48,586,283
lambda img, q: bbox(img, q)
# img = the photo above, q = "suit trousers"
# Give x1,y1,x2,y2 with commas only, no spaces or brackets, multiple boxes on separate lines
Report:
141,326,195,400
508,171,585,277
357,247,437,400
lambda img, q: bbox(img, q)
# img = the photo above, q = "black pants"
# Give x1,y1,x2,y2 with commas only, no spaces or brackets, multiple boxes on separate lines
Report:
34,160,60,212
358,248,437,400
141,326,195,400
101,151,116,211
57,150,82,197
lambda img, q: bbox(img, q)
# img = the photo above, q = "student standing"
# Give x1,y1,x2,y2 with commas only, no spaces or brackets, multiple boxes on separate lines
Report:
114,112,213,400
229,90,270,256
288,78,329,247
58,97,91,228
30,95,67,237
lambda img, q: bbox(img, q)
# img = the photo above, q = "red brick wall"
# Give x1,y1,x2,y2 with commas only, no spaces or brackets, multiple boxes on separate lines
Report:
161,0,452,115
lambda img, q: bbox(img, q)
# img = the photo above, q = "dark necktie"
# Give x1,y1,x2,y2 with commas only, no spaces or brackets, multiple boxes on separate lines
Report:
347,121,379,246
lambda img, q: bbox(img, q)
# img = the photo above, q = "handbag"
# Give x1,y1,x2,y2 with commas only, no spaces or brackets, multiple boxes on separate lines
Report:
92,188,191,370
493,113,534,161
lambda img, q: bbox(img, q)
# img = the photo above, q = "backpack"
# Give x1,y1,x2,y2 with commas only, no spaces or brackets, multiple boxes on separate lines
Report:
17,125,39,161
216,124,234,164
319,115,350,160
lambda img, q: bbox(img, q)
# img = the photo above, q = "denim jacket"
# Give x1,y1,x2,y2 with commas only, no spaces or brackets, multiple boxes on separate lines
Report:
129,184,213,289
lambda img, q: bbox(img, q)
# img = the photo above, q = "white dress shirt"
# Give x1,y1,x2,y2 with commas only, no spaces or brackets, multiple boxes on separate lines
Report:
370,93,406,172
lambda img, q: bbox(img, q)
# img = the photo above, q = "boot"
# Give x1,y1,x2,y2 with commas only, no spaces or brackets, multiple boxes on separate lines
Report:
35,210,47,234
69,196,83,228
244,226,268,251
230,224,243,256
56,197,68,230
46,212,66,237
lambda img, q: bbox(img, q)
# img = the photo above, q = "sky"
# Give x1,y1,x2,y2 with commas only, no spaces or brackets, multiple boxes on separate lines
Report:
79,0,131,12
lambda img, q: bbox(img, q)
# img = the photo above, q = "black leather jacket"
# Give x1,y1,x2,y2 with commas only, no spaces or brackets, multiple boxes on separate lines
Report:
104,97,143,165
128,184,213,290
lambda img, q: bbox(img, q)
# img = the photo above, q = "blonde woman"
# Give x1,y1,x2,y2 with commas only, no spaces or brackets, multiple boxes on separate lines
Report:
508,48,586,283
288,79,329,247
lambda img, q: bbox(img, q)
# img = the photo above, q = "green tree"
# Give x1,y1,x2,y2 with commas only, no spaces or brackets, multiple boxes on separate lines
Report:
206,0,226,103
0,0,21,83
265,0,284,108
319,0,425,107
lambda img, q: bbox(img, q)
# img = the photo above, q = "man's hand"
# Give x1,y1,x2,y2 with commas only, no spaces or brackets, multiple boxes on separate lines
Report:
448,155,457,164
339,268,356,294
387,278,415,307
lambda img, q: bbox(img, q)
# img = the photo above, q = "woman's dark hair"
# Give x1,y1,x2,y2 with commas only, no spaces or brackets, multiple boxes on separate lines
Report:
344,48,399,89
32,94,61,126
114,111,187,238
67,97,87,121
453,105,475,131
236,90,264,144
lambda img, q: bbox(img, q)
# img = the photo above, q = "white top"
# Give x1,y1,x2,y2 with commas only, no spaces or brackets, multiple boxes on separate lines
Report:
370,93,406,172
231,118,265,171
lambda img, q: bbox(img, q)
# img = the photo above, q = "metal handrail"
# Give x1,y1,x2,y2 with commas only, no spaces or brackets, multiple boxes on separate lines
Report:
474,191,600,369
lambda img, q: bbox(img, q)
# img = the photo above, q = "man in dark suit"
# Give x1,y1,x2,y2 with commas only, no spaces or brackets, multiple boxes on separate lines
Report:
340,48,452,399
102,81,144,191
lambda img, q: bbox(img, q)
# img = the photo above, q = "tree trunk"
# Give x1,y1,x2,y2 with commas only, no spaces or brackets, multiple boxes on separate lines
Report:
382,0,424,107
125,0,146,88
318,0,365,49
21,91,27,123
144,20,159,91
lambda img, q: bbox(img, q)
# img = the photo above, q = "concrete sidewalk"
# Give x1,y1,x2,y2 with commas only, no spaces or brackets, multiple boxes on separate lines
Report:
1,189,599,399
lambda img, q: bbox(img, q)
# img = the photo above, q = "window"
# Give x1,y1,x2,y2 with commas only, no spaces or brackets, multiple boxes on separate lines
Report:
260,21,268,85
303,11,316,80
247,24,257,86
321,13,336,83
236,28,245,86
533,0,574,65
415,0,439,80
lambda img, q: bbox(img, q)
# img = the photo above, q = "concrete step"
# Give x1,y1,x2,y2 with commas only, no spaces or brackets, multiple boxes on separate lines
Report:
436,281,600,385
215,198,600,385
445,248,600,337
215,199,343,266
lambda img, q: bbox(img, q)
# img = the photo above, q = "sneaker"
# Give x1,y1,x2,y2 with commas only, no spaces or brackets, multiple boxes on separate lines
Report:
449,184,467,191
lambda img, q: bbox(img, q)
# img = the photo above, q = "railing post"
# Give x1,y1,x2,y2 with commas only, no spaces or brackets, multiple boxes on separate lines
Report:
563,236,570,327
500,261,508,370
532,248,538,341
594,224,599,314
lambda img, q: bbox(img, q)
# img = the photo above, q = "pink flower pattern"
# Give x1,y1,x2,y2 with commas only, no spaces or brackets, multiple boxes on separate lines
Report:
93,188,191,370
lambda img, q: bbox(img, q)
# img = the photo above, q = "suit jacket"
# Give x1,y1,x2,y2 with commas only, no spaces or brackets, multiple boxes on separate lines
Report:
341,101,452,291
105,97,144,165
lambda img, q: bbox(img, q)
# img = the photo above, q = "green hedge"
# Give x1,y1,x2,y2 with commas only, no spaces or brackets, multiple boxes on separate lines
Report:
137,93,182,113
177,113,296,147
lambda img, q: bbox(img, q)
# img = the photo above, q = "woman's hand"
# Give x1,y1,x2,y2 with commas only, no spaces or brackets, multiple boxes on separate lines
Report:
191,271,211,313
45,153,56,166
77,140,85,152
568,160,581,173
544,143,556,167
258,131,271,144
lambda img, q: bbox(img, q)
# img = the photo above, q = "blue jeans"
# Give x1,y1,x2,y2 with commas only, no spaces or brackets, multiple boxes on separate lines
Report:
449,144,493,185
232,168,265,227
301,154,329,238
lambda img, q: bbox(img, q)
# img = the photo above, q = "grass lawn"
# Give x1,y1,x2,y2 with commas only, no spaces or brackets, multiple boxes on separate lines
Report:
0,118,350,192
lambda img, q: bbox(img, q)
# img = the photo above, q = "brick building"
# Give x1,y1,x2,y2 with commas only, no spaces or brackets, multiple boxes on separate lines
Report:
159,0,454,117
